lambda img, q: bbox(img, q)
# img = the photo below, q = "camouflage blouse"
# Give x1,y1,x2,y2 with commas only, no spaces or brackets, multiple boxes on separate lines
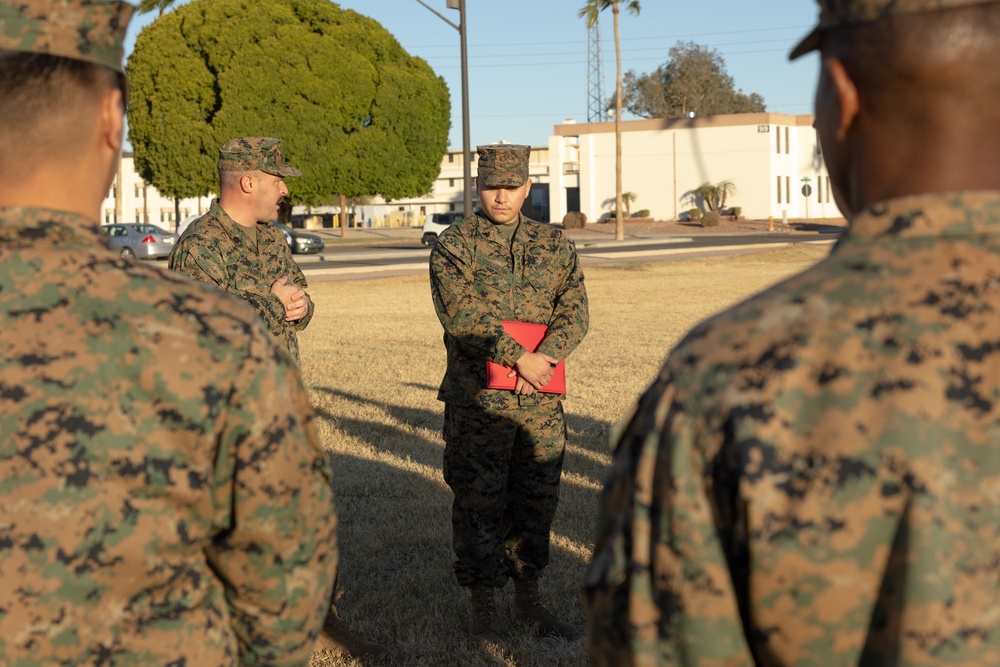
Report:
585,191,1000,666
430,213,589,410
168,200,313,364
0,207,337,666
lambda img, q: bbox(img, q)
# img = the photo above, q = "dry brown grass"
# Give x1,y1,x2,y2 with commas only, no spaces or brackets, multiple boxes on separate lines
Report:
299,244,830,666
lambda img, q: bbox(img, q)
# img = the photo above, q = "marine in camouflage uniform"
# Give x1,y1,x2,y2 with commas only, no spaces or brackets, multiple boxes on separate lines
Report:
430,144,589,644
0,2,337,665
168,137,313,364
585,1,1000,665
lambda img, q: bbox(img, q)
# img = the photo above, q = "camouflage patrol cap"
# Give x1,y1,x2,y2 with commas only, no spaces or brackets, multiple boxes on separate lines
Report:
0,0,134,73
477,144,530,188
217,137,302,177
790,0,1000,59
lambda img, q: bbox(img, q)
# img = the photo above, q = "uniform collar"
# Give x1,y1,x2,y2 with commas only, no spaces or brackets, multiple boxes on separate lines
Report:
0,205,111,248
846,191,1000,240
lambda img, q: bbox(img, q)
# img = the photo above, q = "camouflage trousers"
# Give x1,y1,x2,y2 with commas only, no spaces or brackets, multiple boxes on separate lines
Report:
442,401,566,588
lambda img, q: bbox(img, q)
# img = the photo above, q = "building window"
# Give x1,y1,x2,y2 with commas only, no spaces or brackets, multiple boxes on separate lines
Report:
817,177,823,202
135,209,142,222
785,127,790,154
777,176,782,204
448,154,454,163
449,179,455,187
105,209,113,223
786,176,791,203
449,203,455,212
826,177,832,203
776,128,781,154
134,185,141,198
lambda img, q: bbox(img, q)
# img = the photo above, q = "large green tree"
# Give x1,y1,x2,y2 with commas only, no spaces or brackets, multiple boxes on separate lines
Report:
579,0,640,242
622,41,765,118
127,0,450,212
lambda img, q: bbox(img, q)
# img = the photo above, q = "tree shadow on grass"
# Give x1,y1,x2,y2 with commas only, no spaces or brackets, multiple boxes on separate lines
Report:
306,388,612,667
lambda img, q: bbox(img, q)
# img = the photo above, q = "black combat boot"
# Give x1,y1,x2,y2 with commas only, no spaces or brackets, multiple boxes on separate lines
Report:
469,584,504,647
315,604,388,660
512,578,582,640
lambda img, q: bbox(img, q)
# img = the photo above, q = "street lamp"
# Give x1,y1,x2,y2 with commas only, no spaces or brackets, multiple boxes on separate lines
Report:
416,0,472,217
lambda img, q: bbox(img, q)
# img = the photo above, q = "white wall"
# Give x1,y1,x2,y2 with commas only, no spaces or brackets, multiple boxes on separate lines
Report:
553,113,840,223
101,154,213,231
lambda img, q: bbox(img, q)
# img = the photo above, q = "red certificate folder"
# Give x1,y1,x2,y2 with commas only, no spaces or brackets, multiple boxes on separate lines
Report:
486,321,566,394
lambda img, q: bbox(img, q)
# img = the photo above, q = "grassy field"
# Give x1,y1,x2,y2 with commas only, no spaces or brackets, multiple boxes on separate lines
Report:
300,244,830,666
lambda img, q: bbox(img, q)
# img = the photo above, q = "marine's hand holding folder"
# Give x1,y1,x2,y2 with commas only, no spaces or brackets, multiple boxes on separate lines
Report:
487,321,566,394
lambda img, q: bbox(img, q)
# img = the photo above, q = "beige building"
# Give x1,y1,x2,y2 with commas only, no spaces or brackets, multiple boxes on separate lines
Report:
101,152,212,231
548,113,838,224
349,145,553,226
109,113,841,230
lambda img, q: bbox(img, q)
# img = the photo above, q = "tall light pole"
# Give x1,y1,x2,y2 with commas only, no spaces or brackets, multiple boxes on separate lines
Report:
416,0,472,216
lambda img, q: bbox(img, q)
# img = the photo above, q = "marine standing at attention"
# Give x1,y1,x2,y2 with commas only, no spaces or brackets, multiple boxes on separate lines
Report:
168,137,312,364
430,144,589,646
585,1,1000,665
0,1,337,664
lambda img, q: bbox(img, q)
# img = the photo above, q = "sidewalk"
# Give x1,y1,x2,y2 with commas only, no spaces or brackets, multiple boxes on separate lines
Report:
305,219,845,249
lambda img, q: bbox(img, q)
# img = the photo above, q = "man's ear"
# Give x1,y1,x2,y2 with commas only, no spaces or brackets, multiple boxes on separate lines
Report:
824,56,859,142
99,86,124,155
240,174,255,194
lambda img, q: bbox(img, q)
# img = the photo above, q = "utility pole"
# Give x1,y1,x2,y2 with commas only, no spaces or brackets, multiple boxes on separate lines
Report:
416,0,472,217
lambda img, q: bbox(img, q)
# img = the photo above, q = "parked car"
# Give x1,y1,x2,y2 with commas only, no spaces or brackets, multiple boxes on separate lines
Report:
421,212,466,246
103,223,178,260
275,223,325,254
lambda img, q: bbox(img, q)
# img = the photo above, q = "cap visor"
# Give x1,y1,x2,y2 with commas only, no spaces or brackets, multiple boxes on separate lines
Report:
267,165,303,178
789,27,820,60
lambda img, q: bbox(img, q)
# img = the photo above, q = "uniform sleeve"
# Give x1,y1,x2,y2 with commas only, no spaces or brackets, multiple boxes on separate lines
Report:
206,324,337,666
536,237,589,361
429,228,526,365
285,246,314,332
583,372,754,667
168,236,289,336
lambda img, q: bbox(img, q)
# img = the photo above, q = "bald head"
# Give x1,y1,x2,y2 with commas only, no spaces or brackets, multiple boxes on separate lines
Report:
816,2,1000,215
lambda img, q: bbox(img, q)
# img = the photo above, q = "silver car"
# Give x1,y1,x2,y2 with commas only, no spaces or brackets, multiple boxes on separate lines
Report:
103,223,178,260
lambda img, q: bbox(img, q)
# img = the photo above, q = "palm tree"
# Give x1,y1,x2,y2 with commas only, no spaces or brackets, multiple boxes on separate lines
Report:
579,0,641,241
621,191,637,217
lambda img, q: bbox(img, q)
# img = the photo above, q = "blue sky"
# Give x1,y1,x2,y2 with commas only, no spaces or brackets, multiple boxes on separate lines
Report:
124,0,822,150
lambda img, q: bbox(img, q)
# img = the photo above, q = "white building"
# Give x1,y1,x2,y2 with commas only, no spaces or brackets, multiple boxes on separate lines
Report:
109,113,839,230
101,152,213,231
340,144,553,227
549,113,838,224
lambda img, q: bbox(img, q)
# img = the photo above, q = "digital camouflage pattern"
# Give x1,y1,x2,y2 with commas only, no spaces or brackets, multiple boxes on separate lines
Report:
0,0,134,73
443,403,567,587
168,200,313,364
791,0,1000,58
0,206,338,666
584,191,1000,666
430,212,589,411
476,144,530,188
431,211,588,587
218,136,303,178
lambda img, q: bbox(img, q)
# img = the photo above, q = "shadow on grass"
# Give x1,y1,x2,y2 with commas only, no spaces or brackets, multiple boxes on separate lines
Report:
306,387,611,666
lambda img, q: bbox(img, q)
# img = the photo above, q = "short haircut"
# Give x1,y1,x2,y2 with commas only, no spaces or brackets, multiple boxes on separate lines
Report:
825,3,1000,115
219,169,252,192
0,53,120,176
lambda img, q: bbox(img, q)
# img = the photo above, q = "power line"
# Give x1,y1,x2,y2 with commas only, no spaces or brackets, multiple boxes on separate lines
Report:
401,24,811,49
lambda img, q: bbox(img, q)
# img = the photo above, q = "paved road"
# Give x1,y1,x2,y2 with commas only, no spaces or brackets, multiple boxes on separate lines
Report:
298,231,841,282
